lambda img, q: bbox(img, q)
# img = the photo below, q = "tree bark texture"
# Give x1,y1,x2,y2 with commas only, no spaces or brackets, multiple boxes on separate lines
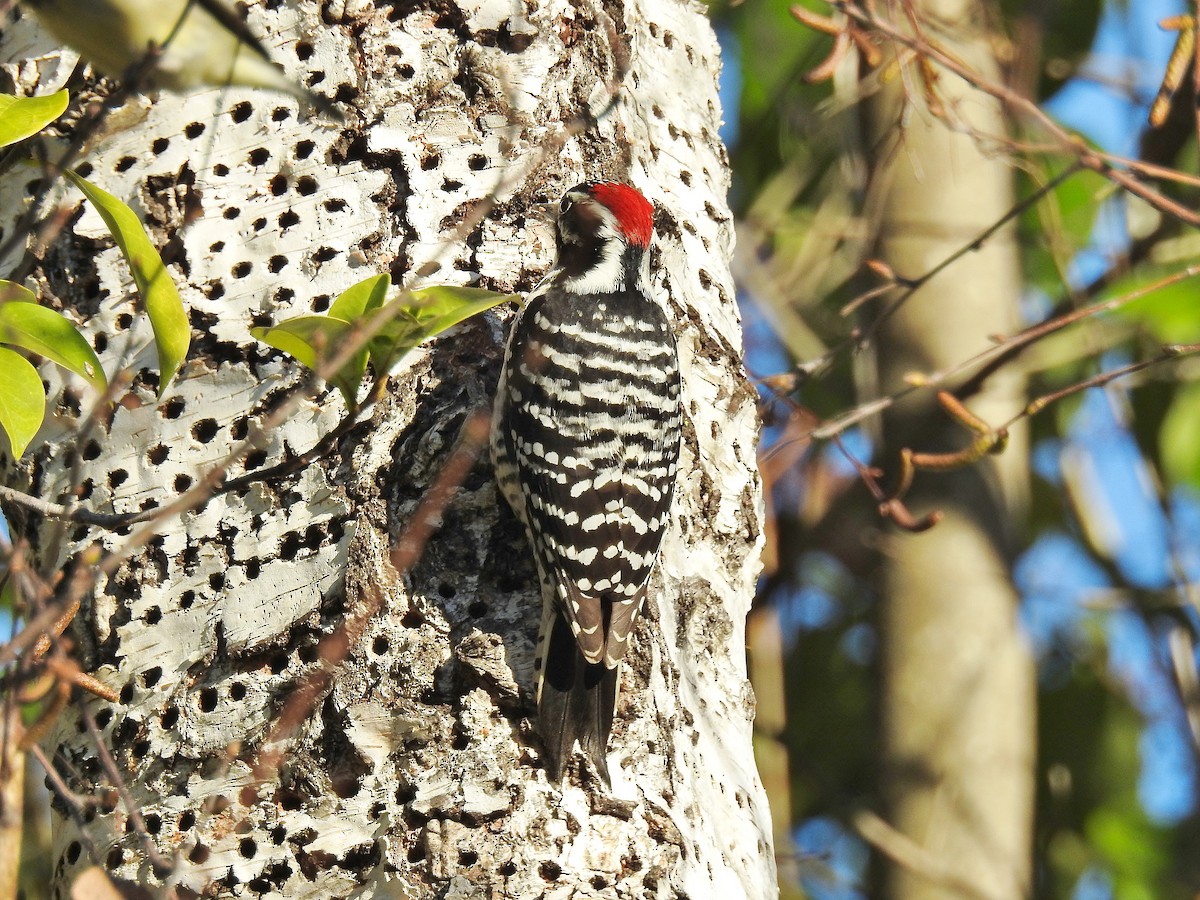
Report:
0,1,775,896
0,706,24,900
865,1,1036,898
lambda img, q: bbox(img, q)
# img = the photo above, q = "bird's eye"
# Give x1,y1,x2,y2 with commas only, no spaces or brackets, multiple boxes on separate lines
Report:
560,197,574,213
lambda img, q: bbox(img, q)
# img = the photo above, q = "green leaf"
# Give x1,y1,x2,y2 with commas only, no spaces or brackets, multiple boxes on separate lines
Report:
0,301,107,389
0,90,69,148
1086,804,1167,887
330,273,391,322
1110,263,1200,344
1019,160,1111,297
370,285,509,373
1159,382,1200,490
0,346,45,458
252,282,508,408
401,285,511,332
63,170,189,397
0,574,16,613
328,274,391,396
250,315,362,407
250,315,350,371
0,280,37,304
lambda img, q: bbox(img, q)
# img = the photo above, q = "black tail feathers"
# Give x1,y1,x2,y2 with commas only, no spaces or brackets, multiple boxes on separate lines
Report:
539,610,618,785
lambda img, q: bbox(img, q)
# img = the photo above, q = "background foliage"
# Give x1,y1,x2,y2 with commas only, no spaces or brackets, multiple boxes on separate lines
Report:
713,0,1200,897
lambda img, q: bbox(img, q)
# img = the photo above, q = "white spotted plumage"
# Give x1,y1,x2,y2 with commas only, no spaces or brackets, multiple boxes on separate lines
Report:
490,182,682,783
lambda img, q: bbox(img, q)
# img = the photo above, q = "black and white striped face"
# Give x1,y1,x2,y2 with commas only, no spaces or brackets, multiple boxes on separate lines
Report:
553,183,654,296
557,187,623,246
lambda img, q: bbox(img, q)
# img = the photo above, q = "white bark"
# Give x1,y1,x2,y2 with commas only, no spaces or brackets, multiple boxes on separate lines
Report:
1,1,775,896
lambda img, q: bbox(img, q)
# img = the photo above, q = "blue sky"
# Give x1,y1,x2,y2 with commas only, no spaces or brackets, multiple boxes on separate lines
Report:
729,0,1197,895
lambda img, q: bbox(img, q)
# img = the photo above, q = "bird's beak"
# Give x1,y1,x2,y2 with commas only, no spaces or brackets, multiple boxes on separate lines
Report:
530,201,558,225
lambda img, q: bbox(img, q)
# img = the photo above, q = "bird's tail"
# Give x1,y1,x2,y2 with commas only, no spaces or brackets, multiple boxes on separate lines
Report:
537,609,618,785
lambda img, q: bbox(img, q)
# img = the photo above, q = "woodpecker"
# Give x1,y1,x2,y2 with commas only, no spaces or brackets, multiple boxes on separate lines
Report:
491,182,682,784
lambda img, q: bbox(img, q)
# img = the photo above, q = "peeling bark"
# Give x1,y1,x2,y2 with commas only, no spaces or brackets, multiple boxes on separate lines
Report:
0,1,775,896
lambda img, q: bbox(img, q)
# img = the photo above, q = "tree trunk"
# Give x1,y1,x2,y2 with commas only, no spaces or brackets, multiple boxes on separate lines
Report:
0,1,776,895
1,707,23,900
865,1,1036,898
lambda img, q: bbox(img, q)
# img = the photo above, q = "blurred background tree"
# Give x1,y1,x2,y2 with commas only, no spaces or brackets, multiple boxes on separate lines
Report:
713,0,1200,897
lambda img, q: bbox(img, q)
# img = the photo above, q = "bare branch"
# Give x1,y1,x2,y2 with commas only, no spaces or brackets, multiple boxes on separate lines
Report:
853,809,999,900
245,409,491,793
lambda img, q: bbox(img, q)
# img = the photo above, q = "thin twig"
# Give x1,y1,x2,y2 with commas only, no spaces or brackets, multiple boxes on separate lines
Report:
27,745,100,858
810,263,1200,439
852,809,1003,900
854,163,1080,344
246,409,491,792
1011,344,1200,426
0,485,131,528
833,0,1200,227
77,701,174,876
957,214,1181,400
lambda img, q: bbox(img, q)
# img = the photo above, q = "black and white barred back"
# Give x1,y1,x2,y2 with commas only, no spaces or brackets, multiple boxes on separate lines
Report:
491,182,682,783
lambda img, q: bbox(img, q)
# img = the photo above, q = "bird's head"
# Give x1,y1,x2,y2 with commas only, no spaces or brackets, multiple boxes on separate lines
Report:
553,182,655,293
